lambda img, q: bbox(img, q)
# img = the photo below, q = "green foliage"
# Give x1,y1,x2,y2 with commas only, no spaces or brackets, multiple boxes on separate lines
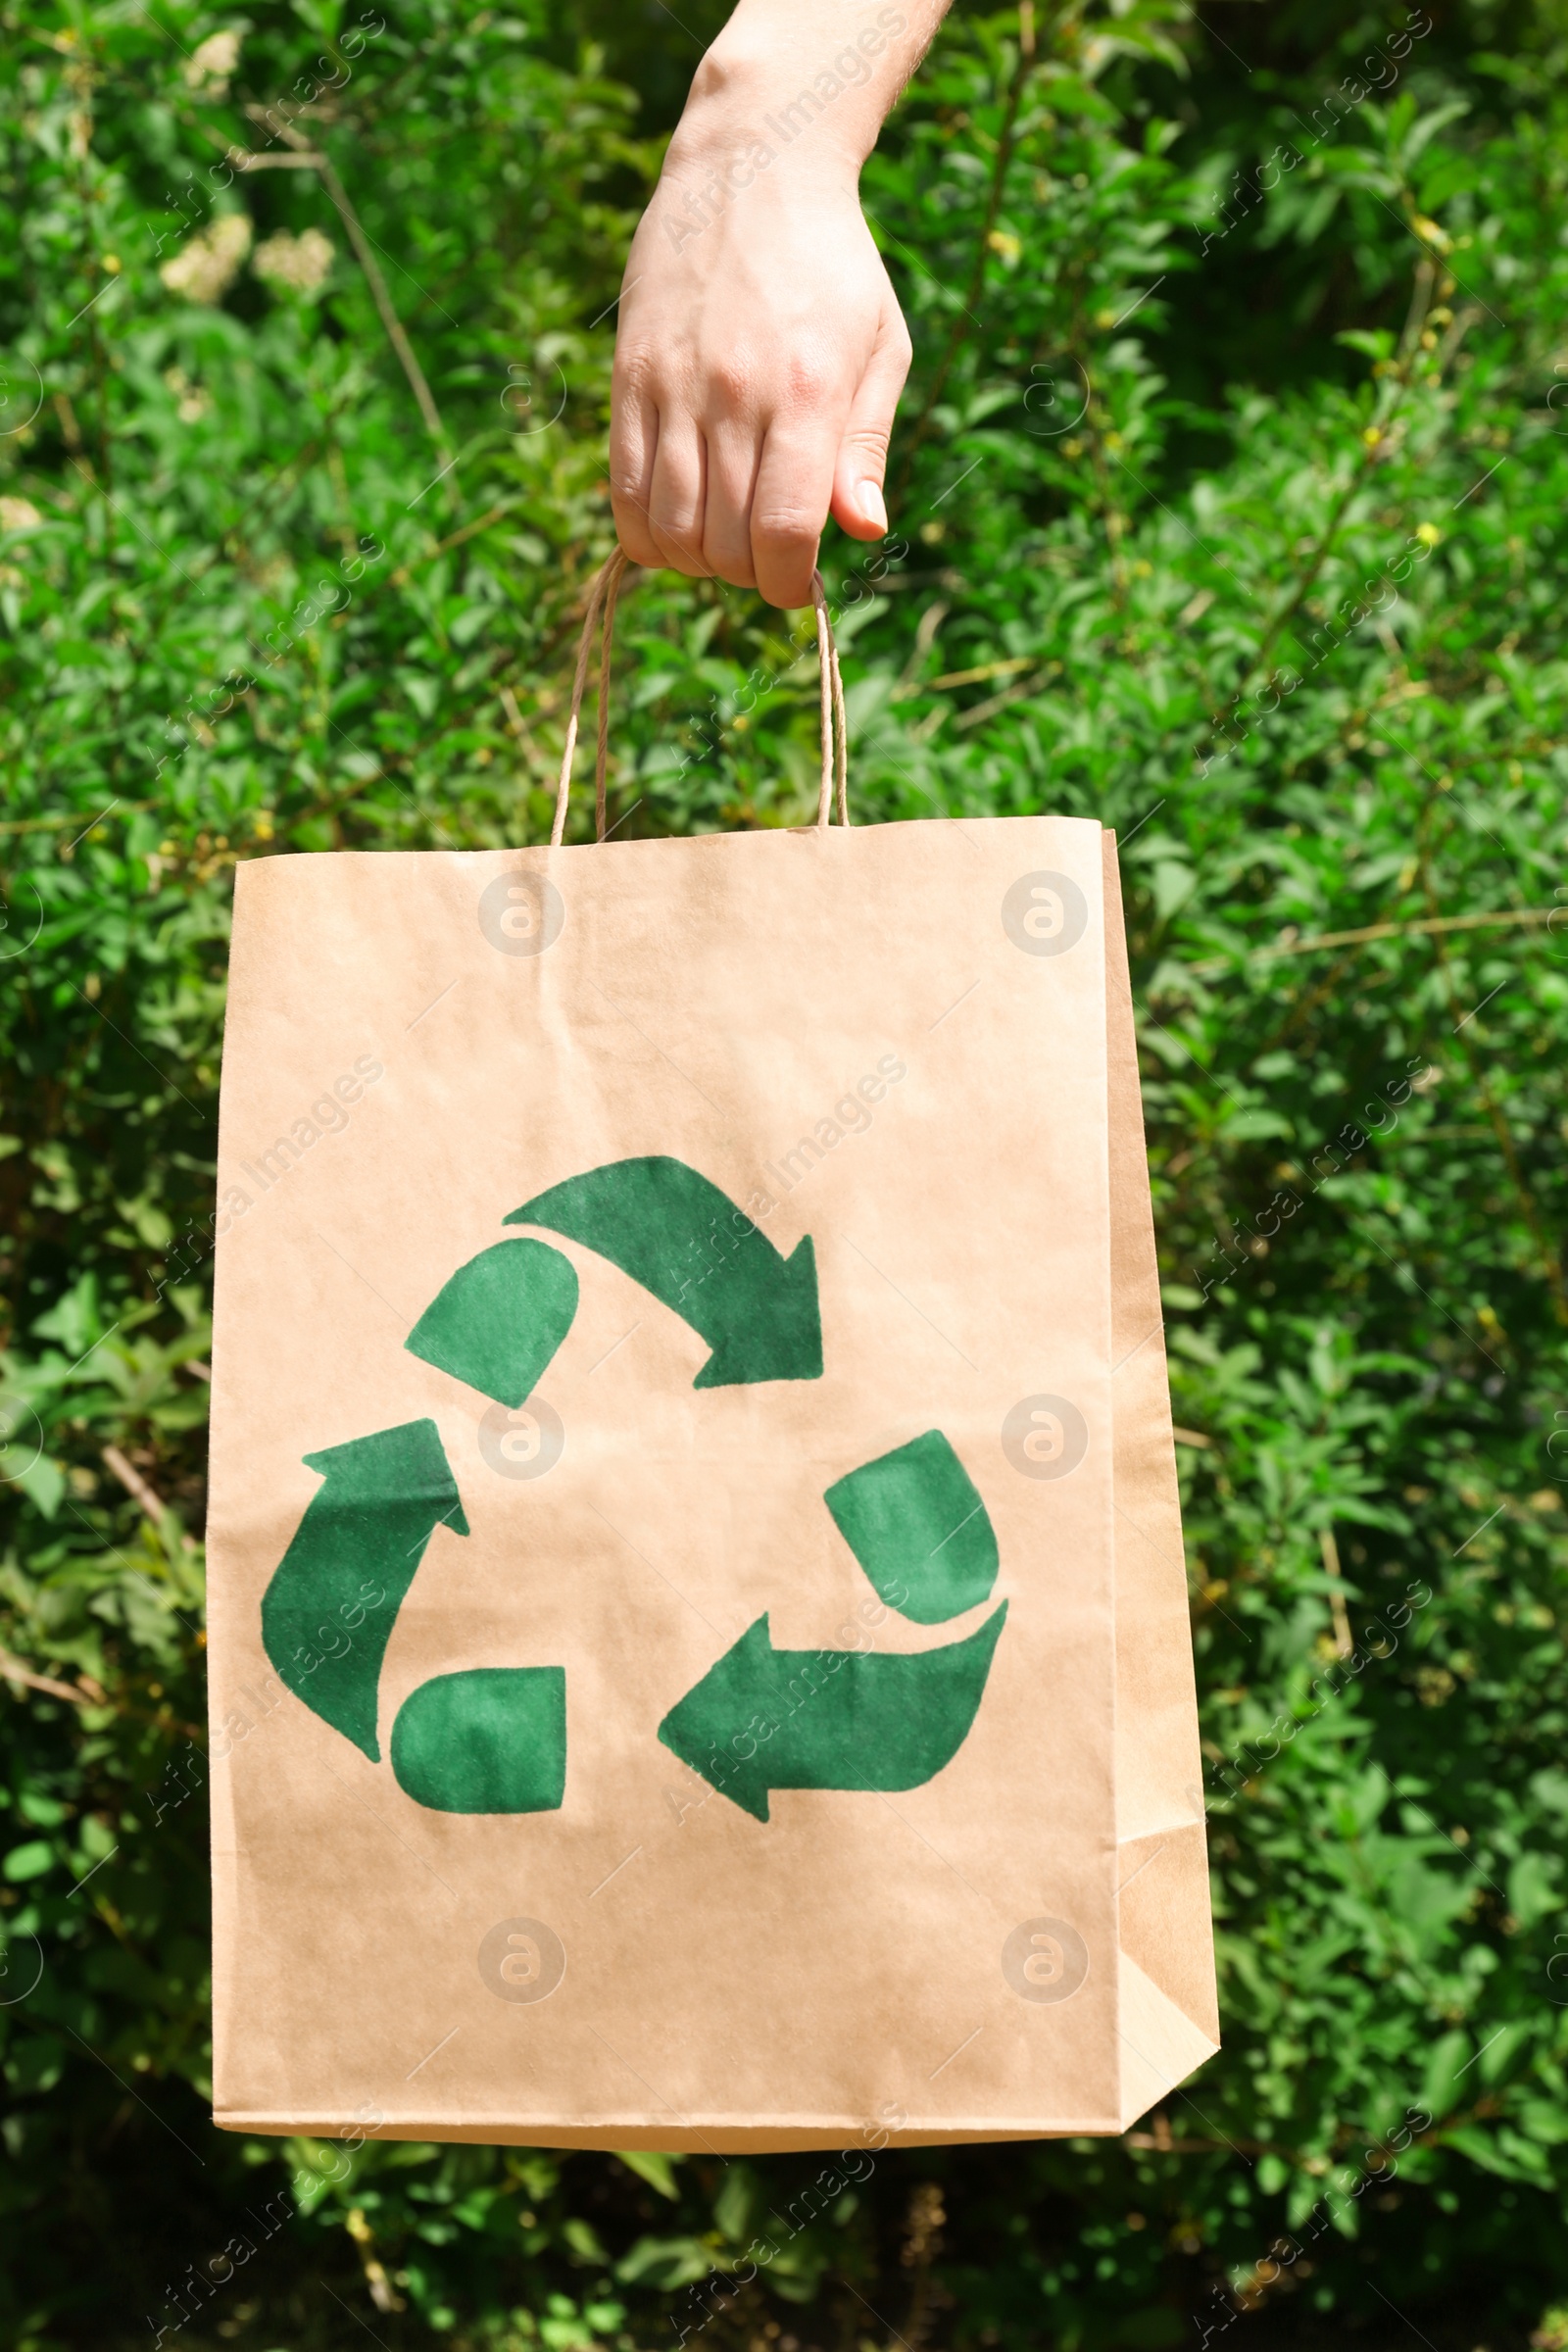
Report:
2,0,1568,2343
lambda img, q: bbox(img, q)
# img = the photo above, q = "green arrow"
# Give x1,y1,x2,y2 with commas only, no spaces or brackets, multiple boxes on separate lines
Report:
657,1601,1007,1821
406,1238,578,1407
507,1155,821,1389
392,1666,566,1814
824,1429,999,1625
261,1418,468,1762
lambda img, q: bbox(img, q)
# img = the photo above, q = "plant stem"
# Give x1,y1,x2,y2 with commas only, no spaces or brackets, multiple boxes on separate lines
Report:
236,113,451,457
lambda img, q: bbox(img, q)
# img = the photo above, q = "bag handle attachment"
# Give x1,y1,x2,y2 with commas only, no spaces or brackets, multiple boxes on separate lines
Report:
550,554,849,848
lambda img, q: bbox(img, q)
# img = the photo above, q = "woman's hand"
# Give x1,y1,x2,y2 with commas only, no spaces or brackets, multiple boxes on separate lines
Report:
610,3,946,608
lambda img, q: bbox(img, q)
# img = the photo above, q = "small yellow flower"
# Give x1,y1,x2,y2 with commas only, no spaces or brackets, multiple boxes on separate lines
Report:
103,253,121,274
986,228,1022,266
1415,522,1441,547
1361,426,1382,447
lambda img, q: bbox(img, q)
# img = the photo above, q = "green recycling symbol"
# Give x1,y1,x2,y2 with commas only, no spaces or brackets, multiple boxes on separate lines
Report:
262,1156,1007,1821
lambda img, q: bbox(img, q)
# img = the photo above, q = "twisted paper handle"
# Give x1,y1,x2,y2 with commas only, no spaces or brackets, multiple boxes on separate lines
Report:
550,556,849,847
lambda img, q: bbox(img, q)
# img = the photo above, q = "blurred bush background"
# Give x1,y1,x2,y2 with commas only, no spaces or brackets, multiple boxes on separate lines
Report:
3,0,1568,2343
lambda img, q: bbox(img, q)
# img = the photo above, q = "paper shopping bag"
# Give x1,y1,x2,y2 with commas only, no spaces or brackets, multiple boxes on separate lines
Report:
207,565,1217,2149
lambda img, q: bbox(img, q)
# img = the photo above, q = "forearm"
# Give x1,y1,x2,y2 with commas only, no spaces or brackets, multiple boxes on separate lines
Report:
664,0,950,194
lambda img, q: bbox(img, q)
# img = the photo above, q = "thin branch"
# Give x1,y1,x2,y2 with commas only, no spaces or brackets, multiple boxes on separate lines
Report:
1319,1527,1353,1659
236,112,449,454
387,497,523,585
890,652,1032,700
0,805,148,836
314,154,450,453
102,1444,167,1522
0,1649,99,1706
1194,905,1559,971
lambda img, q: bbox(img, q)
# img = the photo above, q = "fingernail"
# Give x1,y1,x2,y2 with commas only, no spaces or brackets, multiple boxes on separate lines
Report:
856,479,888,532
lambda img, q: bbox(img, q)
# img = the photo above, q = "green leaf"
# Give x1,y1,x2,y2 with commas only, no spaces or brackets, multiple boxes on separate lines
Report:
613,2150,681,2200
1,1840,55,1883
614,2235,715,2289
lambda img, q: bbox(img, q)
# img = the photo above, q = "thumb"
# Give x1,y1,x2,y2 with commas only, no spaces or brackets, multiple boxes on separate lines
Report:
830,296,913,541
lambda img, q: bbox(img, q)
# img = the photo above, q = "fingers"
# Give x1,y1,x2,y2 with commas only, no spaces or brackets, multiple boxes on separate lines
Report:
611,273,911,607
646,416,710,578
750,415,841,609
830,294,913,542
609,363,662,572
702,416,762,590
612,346,720,582
612,399,836,607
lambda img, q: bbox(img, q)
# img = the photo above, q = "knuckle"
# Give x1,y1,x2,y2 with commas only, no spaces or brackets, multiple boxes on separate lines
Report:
778,353,838,412
705,355,755,411
841,423,892,465
612,347,661,404
752,506,821,558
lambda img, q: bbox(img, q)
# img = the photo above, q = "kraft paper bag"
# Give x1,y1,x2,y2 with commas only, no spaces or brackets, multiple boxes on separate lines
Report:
208,566,1217,2150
